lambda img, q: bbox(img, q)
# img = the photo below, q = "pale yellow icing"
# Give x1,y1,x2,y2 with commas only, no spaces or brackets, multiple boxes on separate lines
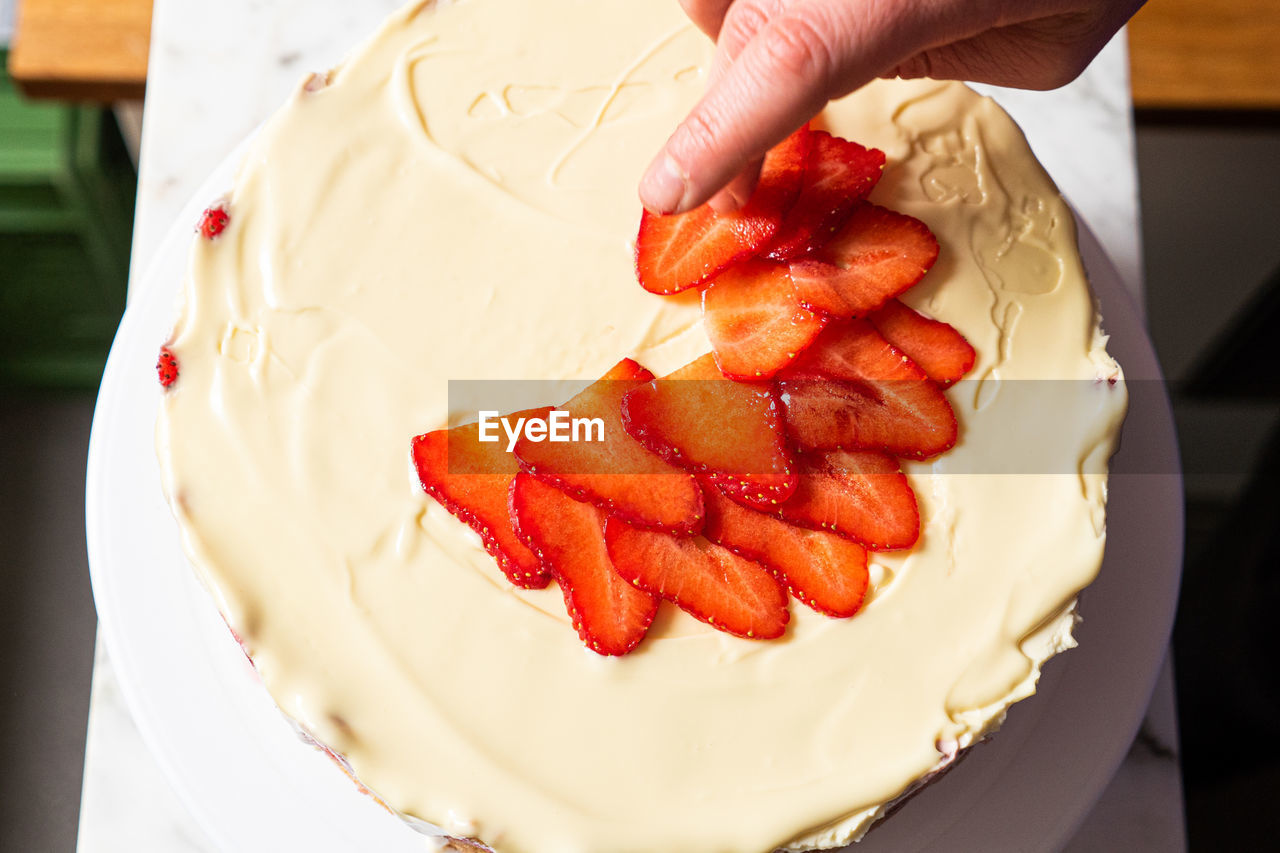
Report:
156,1,1127,851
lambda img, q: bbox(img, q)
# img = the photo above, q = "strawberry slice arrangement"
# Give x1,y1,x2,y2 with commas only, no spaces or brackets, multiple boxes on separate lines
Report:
409,128,975,656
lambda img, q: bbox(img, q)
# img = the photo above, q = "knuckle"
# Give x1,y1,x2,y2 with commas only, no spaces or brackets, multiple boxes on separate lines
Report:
720,0,775,53
760,14,835,85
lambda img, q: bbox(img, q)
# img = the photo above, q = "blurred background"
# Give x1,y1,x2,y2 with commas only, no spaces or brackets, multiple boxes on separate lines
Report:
1,0,1277,851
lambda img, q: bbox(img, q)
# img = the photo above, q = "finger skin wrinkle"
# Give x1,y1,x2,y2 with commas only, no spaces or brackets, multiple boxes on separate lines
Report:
991,0,1098,29
758,12,838,96
983,21,1092,88
822,0,954,91
719,0,781,58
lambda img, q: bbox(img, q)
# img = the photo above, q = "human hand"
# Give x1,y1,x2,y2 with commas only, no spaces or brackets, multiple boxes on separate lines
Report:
640,0,1144,214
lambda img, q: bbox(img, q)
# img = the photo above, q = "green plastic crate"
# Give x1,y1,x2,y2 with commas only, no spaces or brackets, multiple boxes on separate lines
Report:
1,49,136,389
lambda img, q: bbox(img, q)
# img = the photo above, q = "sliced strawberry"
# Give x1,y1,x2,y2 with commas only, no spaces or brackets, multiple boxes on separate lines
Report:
702,259,828,380
514,358,704,533
198,205,229,240
789,203,939,318
761,449,919,551
743,124,812,219
510,474,658,656
635,127,811,295
621,353,796,510
157,346,179,388
763,131,886,261
700,480,869,618
777,378,956,459
868,299,976,386
604,516,789,639
778,320,957,458
412,409,552,589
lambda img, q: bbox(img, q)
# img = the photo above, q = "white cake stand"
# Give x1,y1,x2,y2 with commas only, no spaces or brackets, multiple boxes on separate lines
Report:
85,146,1182,852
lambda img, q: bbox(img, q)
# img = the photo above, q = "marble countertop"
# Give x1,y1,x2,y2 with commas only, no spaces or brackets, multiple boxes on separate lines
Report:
79,1,1184,850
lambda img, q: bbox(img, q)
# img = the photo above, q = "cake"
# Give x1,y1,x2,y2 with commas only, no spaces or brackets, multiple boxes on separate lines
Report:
155,0,1128,851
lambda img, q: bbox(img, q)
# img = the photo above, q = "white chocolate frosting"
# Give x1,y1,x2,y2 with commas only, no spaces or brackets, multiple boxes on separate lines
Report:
156,1,1127,851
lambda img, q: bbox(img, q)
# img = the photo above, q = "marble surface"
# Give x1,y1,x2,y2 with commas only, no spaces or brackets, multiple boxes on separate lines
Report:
81,1,1182,850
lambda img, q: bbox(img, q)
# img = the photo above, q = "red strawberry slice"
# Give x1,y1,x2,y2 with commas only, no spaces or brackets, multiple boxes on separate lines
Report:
510,474,658,656
412,409,552,589
621,353,796,510
777,378,956,459
700,480,869,618
635,127,811,295
778,320,957,458
869,299,976,386
157,346,179,388
763,131,886,261
198,205,229,240
789,203,939,318
701,259,828,380
604,516,789,640
761,449,919,551
515,358,704,533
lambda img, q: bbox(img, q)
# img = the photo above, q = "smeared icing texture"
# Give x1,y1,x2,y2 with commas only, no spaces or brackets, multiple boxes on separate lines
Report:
155,1,1127,851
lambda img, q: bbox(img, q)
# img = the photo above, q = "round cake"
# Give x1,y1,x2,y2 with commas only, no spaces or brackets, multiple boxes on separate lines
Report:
155,1,1128,851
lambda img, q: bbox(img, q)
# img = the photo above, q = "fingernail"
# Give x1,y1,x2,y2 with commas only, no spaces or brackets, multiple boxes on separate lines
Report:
640,154,689,215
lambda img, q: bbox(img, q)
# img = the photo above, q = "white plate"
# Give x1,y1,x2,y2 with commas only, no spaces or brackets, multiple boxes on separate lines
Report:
86,144,1182,852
